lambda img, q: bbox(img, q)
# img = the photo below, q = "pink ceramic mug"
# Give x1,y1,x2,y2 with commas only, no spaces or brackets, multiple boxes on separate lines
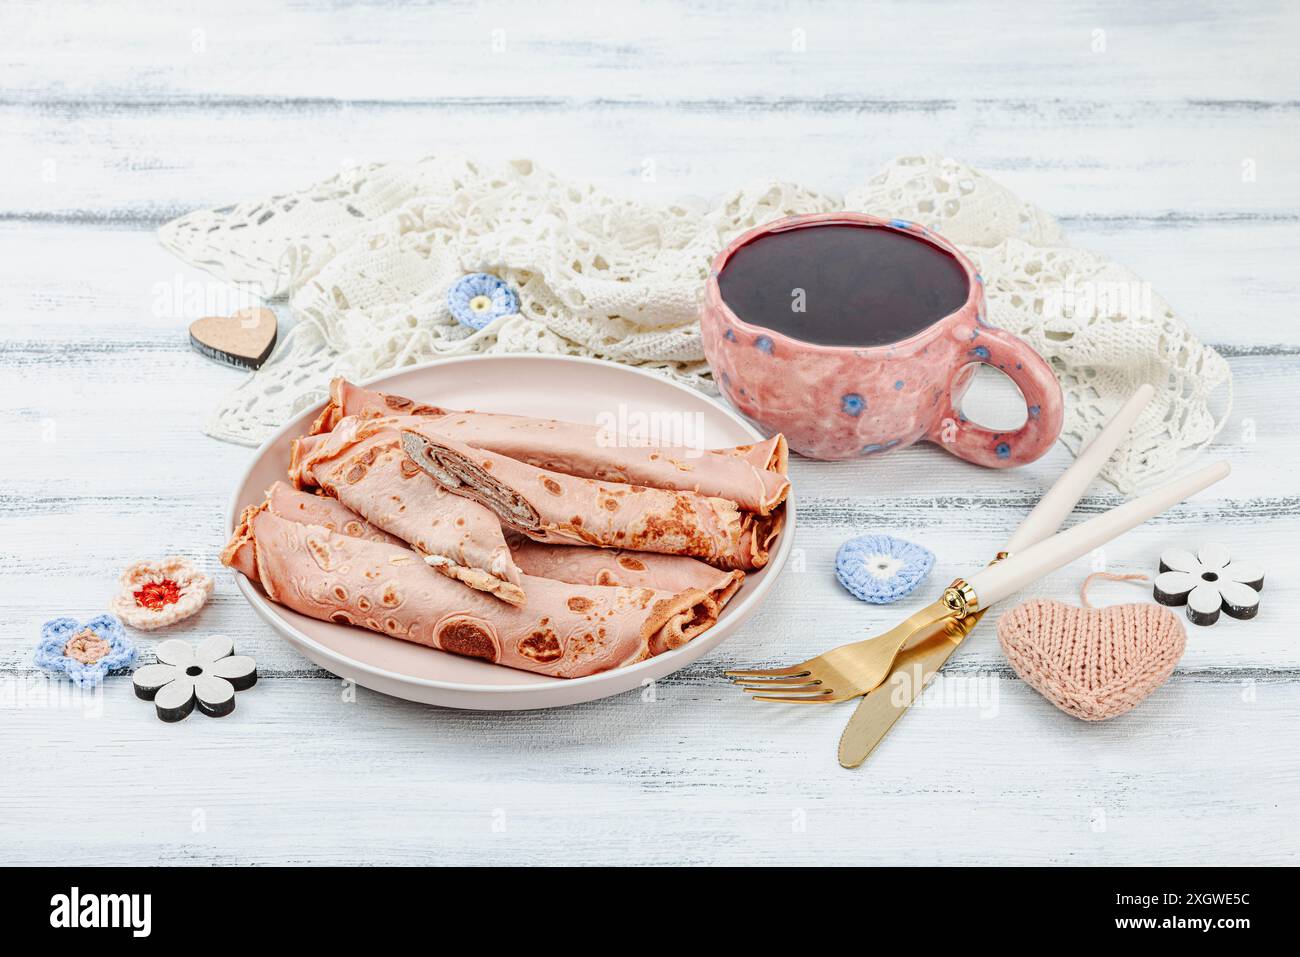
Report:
701,212,1063,466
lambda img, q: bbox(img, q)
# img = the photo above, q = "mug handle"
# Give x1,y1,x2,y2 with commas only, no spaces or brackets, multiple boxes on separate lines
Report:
925,326,1063,468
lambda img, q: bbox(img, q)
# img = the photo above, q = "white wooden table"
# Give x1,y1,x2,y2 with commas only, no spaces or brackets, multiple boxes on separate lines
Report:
3,1,1297,866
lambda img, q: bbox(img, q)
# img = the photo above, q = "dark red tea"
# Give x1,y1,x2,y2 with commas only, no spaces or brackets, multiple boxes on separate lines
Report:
717,222,970,347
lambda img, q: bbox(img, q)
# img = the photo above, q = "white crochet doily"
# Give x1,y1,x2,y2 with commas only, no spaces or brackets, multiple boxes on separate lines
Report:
159,154,1231,491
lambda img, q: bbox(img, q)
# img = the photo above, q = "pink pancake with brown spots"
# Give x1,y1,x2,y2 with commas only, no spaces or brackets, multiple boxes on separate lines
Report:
291,417,525,605
400,429,782,571
507,538,744,618
223,506,716,677
257,483,745,618
264,481,405,547
313,377,789,514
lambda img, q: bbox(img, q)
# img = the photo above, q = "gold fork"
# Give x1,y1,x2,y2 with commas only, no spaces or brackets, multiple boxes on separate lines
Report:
725,597,961,703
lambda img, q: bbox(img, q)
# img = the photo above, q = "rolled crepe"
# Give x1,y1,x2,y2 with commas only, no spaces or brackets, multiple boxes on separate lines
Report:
509,538,744,617
265,481,405,546
312,378,789,514
258,484,746,618
293,417,526,605
288,434,329,490
223,507,717,677
224,484,403,576
401,429,781,571
309,380,445,434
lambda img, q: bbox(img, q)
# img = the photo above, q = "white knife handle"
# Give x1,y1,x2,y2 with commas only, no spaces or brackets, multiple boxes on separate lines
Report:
968,460,1229,609
1005,383,1155,553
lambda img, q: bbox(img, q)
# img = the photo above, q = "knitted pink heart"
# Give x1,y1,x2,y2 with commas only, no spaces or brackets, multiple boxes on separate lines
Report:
997,591,1186,722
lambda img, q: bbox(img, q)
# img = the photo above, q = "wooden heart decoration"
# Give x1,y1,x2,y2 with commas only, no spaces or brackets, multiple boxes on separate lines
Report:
997,599,1186,721
188,307,277,369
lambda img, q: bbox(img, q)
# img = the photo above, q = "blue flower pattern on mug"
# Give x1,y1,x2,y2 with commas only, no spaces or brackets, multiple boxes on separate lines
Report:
970,345,990,360
996,442,1011,459
841,393,866,416
447,273,520,331
894,380,904,390
754,335,774,355
862,438,901,454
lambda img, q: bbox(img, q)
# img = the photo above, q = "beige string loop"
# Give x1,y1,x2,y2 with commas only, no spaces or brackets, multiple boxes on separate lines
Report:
1079,571,1150,609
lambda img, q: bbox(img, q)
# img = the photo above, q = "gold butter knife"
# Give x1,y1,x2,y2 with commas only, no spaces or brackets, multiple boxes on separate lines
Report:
838,609,984,767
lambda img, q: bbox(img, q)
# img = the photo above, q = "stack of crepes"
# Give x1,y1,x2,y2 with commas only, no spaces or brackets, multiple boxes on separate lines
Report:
222,378,790,679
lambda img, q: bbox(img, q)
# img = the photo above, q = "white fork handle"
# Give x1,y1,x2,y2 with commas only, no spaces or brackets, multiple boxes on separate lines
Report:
1005,383,1155,553
968,460,1230,608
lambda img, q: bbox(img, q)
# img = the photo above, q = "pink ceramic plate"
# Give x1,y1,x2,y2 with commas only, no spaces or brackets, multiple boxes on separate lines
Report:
229,354,794,710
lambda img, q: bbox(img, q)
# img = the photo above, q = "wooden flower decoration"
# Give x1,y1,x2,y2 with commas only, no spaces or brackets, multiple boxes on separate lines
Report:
111,557,213,630
131,635,256,721
1153,542,1264,626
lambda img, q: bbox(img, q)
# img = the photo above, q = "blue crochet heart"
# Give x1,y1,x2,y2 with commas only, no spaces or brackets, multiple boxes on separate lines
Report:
835,534,935,604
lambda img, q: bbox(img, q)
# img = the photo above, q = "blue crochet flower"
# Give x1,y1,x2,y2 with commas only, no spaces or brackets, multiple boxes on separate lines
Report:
835,534,935,604
35,614,136,687
447,273,519,331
